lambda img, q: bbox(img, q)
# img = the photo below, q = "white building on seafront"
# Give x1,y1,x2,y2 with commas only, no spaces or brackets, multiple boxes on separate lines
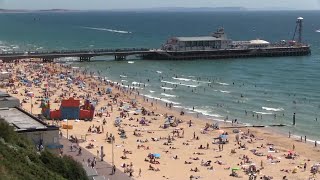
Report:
162,28,271,51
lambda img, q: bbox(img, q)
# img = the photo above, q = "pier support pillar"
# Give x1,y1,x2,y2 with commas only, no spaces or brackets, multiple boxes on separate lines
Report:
115,55,126,60
42,58,54,63
80,56,91,62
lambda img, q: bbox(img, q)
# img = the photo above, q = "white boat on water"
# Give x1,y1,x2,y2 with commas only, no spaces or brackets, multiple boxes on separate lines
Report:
316,29,320,33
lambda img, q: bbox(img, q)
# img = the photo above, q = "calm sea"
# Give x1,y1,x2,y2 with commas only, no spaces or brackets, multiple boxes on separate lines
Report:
0,11,319,140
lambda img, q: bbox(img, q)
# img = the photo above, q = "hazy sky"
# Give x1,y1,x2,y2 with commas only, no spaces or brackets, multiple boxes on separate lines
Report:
0,0,319,10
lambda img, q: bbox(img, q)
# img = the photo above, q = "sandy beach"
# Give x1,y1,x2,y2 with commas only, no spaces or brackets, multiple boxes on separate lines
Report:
1,61,320,180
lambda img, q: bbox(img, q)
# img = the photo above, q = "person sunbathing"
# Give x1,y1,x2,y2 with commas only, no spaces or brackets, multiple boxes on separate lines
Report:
190,157,199,160
124,150,132,154
214,160,225,165
207,166,214,170
190,167,199,172
121,155,128,159
149,164,155,170
185,161,193,164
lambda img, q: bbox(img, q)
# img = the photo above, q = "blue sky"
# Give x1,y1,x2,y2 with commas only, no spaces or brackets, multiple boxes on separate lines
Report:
0,0,319,10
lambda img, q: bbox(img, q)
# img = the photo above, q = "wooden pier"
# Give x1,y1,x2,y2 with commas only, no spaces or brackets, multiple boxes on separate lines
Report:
0,48,151,63
0,46,311,63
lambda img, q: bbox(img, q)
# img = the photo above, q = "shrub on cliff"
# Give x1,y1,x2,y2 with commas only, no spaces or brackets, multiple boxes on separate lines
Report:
0,120,88,180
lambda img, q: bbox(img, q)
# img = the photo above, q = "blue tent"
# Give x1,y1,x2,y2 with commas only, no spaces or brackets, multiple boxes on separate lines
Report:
153,153,161,158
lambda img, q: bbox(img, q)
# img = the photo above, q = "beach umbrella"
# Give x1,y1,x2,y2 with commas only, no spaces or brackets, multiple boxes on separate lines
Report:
231,167,240,171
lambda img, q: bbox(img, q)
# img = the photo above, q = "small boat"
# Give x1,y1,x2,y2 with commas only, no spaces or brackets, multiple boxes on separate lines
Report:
316,29,320,33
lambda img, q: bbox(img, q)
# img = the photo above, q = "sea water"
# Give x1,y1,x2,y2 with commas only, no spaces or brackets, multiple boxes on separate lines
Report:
0,11,320,139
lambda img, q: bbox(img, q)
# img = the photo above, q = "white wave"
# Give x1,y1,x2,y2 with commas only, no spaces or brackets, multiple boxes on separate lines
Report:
128,61,134,64
82,26,132,34
121,80,128,82
156,71,162,74
219,90,230,94
262,107,284,111
188,76,195,78
161,93,176,97
172,77,192,81
161,80,198,88
253,111,274,115
160,98,180,105
132,81,145,85
217,82,229,86
176,106,223,118
149,90,155,93
120,75,127,78
193,109,224,118
131,86,143,89
143,94,180,105
161,87,173,90
192,80,211,83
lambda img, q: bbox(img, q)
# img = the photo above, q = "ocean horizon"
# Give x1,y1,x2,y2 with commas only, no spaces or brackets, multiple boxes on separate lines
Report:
0,10,320,140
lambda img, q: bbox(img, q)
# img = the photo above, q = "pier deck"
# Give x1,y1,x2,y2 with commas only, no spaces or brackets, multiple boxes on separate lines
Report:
0,46,311,63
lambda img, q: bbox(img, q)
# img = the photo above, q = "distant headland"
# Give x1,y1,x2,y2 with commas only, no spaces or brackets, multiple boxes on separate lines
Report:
0,7,247,13
0,9,75,13
0,7,313,13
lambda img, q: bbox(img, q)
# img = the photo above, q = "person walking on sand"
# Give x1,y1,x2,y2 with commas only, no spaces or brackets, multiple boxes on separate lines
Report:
138,168,141,177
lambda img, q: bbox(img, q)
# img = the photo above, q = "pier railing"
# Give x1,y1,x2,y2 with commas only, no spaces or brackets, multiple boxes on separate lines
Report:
0,48,150,55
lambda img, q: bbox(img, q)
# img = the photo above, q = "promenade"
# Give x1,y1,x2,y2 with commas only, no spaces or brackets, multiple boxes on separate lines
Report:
60,137,132,180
